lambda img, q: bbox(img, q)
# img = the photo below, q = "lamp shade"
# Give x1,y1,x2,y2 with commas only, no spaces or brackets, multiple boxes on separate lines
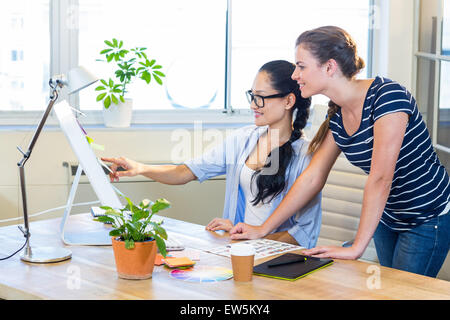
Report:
67,66,98,95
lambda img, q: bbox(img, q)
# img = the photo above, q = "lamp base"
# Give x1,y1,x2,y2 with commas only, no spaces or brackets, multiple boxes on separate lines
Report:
20,246,72,263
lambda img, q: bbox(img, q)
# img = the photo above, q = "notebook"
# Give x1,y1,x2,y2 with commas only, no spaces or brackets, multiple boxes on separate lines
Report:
253,253,333,281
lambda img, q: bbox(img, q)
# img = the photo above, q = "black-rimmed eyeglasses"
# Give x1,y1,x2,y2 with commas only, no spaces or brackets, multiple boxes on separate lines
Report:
245,90,290,108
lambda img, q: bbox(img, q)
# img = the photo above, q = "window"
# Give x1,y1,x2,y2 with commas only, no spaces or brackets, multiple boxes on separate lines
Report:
442,0,450,55
414,0,450,169
0,0,372,121
230,0,371,109
0,0,50,111
77,0,226,111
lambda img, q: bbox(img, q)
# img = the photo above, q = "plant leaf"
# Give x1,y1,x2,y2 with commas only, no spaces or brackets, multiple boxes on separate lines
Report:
153,71,165,77
125,239,135,249
104,40,114,47
131,209,147,223
124,196,135,214
151,198,171,214
141,70,151,84
111,94,118,105
94,215,115,224
96,92,107,101
154,235,167,257
152,65,162,69
104,95,111,109
149,221,167,240
106,54,114,62
109,229,122,237
95,85,106,91
100,48,113,54
153,74,163,85
120,95,125,103
100,79,108,86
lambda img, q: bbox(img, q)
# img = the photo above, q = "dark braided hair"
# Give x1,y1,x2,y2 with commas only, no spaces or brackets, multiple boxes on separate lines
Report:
251,60,311,205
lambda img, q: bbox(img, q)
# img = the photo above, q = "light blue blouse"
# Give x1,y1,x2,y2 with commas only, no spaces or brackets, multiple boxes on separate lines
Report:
184,125,322,248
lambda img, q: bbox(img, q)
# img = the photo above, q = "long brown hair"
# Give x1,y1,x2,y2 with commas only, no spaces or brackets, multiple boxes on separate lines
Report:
307,100,340,154
295,26,365,154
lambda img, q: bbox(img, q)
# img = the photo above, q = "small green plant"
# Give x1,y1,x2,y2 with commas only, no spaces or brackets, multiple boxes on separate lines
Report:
95,38,165,109
94,196,170,257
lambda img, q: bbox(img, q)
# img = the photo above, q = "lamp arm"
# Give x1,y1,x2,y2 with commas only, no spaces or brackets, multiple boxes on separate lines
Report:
16,83,60,240
17,84,60,167
14,66,95,263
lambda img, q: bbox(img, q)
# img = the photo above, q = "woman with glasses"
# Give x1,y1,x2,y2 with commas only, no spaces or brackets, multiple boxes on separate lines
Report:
102,60,322,248
230,26,450,277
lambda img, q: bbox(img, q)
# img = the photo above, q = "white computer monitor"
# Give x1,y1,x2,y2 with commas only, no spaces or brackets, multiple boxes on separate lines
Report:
54,100,122,245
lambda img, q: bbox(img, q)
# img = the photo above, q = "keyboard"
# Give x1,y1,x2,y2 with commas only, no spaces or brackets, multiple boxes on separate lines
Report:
164,236,185,251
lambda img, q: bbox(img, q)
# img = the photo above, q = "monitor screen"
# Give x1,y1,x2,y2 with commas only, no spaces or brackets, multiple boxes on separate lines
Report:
54,100,122,209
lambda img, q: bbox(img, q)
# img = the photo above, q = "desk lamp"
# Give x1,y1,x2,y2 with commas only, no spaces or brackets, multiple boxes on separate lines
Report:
17,66,98,263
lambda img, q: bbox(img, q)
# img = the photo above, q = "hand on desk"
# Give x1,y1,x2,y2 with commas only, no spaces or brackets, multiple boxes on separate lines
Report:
302,245,362,260
206,218,233,232
229,222,266,240
101,157,143,182
229,223,299,245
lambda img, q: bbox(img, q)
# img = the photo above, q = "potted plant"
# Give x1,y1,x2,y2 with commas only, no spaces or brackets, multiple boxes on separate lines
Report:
94,196,170,280
95,38,166,128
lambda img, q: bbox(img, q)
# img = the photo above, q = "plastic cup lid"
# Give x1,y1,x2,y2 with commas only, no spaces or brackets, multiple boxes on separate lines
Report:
230,243,255,256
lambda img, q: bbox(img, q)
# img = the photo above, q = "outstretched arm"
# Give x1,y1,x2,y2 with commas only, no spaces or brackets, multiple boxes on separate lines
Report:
101,157,196,185
230,130,341,240
303,112,409,259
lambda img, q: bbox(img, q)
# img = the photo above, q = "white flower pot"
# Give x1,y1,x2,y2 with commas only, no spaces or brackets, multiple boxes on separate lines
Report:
102,98,133,128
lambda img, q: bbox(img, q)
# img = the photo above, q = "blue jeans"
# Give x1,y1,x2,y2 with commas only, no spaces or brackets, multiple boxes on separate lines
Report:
373,213,450,277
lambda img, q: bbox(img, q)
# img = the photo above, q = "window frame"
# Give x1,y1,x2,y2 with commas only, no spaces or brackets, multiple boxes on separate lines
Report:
0,0,375,126
412,0,450,155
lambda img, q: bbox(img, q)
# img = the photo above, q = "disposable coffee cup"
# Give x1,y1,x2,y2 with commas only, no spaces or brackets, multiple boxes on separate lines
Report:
230,243,255,282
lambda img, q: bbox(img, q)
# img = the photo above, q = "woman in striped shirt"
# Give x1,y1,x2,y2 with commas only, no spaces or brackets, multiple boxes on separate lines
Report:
230,26,450,277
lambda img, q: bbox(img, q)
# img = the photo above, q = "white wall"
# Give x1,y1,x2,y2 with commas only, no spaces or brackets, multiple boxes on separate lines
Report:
0,126,231,227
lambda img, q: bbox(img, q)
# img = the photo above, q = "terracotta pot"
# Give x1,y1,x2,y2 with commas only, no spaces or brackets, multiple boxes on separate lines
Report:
111,237,157,280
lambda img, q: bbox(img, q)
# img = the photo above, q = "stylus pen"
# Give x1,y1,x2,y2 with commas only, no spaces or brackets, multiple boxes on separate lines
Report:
98,158,113,174
267,257,306,268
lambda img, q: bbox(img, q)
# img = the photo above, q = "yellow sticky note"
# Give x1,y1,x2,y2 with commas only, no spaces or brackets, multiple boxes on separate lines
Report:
155,253,172,266
86,136,105,151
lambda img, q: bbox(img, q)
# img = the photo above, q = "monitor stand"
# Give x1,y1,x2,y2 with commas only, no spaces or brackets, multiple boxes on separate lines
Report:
59,164,112,246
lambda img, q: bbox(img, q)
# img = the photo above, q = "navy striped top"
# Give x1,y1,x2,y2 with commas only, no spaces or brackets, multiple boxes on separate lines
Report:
329,76,450,231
